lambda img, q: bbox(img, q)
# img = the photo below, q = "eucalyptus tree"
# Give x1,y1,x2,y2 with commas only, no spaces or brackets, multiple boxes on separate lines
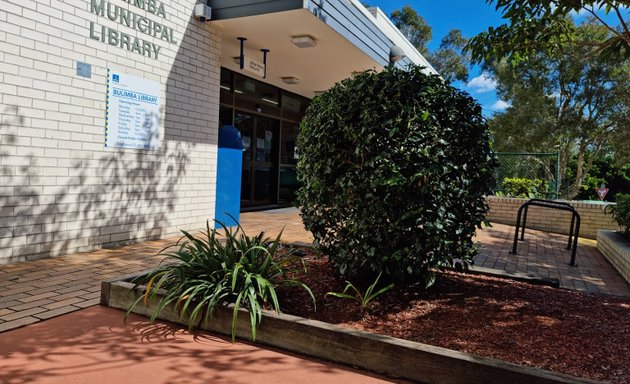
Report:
488,20,630,198
391,6,471,83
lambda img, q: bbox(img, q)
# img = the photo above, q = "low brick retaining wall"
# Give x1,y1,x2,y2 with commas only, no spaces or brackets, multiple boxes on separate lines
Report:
597,230,630,284
486,196,617,239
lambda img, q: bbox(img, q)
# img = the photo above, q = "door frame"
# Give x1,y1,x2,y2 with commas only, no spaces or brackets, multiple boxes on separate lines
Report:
235,110,280,208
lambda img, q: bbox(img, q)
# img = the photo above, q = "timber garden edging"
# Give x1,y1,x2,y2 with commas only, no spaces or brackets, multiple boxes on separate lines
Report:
101,273,601,384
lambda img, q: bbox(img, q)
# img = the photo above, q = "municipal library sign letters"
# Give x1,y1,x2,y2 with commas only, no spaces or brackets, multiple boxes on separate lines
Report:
89,0,178,59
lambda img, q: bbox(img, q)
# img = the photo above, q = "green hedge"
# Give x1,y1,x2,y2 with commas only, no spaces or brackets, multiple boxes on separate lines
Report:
501,177,547,198
296,66,495,286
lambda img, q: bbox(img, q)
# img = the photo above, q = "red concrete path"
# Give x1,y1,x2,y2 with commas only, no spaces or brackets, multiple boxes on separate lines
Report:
0,306,407,384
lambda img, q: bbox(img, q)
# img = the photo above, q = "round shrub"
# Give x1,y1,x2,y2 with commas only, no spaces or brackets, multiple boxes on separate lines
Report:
296,65,495,286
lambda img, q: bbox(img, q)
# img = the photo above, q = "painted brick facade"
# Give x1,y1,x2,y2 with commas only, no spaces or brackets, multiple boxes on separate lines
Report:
486,196,618,239
0,0,221,263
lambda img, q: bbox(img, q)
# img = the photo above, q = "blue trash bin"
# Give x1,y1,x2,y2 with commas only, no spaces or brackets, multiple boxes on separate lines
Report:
214,125,243,228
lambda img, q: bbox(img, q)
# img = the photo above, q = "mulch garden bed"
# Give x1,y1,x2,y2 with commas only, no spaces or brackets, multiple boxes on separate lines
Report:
277,251,630,384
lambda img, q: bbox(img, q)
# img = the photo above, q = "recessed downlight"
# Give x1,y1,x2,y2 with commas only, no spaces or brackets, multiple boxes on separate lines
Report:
290,35,317,48
281,76,300,85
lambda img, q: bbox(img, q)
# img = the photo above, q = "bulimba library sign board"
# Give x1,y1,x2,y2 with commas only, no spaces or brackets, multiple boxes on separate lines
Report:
105,70,161,150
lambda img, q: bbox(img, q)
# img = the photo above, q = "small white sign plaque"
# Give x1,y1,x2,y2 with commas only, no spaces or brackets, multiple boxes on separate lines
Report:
242,56,266,78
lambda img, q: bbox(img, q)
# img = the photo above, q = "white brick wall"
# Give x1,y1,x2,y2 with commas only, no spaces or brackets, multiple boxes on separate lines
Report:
486,196,619,239
597,230,630,284
0,0,222,263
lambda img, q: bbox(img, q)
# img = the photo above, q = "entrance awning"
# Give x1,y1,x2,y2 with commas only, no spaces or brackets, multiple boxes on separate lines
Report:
210,0,437,98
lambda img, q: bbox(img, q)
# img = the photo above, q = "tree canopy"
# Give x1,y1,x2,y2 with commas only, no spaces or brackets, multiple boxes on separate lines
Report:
391,6,471,83
467,0,630,64
487,19,630,198
390,6,432,56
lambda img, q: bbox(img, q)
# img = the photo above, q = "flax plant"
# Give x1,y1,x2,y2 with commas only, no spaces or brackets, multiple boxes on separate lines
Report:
127,219,315,341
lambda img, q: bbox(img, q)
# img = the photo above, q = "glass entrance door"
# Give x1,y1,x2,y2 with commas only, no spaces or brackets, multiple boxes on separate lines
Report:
235,111,279,208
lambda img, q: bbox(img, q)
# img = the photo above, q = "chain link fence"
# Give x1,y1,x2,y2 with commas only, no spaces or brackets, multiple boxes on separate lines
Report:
493,153,560,199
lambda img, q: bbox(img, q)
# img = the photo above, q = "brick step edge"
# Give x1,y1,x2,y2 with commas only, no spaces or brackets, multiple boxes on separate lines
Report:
458,265,561,288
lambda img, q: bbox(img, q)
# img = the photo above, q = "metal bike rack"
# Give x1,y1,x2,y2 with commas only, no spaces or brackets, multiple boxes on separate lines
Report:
510,199,581,266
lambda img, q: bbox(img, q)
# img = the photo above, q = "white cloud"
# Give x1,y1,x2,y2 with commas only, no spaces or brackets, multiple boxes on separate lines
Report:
569,3,630,18
489,100,511,111
466,72,497,93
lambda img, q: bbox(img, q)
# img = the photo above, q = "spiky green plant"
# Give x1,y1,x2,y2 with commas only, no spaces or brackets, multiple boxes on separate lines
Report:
326,272,394,315
127,220,315,341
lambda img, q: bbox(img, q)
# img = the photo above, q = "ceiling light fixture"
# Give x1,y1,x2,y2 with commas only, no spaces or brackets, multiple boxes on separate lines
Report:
291,35,317,48
281,76,300,85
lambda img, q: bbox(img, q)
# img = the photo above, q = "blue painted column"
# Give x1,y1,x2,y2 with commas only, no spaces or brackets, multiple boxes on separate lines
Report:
214,125,243,228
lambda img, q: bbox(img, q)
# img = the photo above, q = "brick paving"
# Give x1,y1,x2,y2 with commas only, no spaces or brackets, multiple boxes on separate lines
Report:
236,208,630,297
0,208,628,333
237,208,315,245
0,240,173,333
474,223,630,296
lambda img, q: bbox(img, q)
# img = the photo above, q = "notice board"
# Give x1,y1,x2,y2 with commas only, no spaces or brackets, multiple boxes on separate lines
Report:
105,70,161,150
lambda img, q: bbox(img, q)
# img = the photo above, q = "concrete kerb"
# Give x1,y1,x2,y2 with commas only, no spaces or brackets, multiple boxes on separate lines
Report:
102,273,601,384
464,266,560,288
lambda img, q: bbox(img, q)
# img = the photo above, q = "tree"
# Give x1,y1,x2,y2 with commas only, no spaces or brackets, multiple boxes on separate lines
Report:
391,6,471,82
390,6,432,55
487,20,630,199
430,30,471,83
467,0,630,64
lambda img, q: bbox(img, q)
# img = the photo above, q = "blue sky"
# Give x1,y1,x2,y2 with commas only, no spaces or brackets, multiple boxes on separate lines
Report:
369,0,507,116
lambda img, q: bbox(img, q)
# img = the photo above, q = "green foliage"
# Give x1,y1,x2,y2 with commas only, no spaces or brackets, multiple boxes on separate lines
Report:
493,153,559,199
296,65,495,286
485,19,630,199
391,6,432,55
429,30,471,83
611,194,630,236
127,221,314,341
466,1,630,64
391,6,470,82
326,272,394,314
571,156,630,201
501,177,547,198
577,174,607,200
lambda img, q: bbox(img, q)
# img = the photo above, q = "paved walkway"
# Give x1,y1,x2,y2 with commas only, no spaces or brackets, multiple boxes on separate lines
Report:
239,208,629,297
0,306,406,384
0,240,170,333
1,208,628,333
474,223,629,295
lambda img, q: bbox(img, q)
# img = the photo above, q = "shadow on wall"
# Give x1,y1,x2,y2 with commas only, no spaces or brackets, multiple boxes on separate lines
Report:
0,16,219,264
0,105,191,263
